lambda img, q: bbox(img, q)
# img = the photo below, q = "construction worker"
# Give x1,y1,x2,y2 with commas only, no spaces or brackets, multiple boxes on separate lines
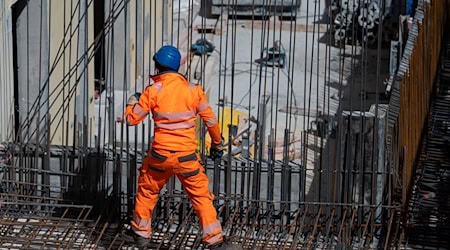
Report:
122,45,231,249
254,39,286,68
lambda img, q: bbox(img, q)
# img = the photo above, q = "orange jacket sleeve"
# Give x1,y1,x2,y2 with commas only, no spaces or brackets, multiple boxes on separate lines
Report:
196,86,222,144
125,88,153,126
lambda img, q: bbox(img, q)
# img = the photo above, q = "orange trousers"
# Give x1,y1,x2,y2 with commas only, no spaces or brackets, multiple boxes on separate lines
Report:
131,149,223,246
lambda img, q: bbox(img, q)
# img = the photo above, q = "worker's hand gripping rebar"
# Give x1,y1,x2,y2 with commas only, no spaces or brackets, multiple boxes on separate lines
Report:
127,92,141,106
209,138,225,160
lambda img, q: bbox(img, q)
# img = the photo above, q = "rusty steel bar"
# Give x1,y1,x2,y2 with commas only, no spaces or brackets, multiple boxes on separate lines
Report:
1,145,403,248
2,150,402,249
397,1,449,196
110,202,391,249
384,0,449,246
401,34,450,249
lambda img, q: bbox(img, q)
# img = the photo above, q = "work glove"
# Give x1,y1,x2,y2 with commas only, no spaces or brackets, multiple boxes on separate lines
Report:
127,92,141,106
209,139,226,160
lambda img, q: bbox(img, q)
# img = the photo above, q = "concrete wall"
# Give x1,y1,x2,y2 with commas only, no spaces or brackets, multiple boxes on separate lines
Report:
105,1,171,92
340,109,381,206
14,0,95,146
0,0,17,143
3,0,173,147
15,0,48,144
99,1,172,147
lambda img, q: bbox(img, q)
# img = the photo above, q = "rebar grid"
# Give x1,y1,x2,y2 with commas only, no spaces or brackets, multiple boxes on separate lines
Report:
1,147,401,249
403,38,450,249
142,200,398,249
0,195,95,249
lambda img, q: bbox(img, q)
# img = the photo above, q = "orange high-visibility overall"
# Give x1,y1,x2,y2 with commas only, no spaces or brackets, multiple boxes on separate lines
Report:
125,72,223,246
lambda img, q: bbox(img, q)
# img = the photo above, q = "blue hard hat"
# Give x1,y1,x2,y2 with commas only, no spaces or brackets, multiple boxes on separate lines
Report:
153,45,181,71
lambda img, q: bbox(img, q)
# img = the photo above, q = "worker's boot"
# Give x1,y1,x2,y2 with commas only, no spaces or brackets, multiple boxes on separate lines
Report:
121,228,150,248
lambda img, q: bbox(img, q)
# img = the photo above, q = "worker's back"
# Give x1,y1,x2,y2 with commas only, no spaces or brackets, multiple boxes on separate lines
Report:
148,72,201,152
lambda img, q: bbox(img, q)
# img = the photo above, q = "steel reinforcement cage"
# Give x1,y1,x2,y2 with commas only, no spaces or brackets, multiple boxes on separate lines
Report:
0,144,399,249
0,0,448,249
